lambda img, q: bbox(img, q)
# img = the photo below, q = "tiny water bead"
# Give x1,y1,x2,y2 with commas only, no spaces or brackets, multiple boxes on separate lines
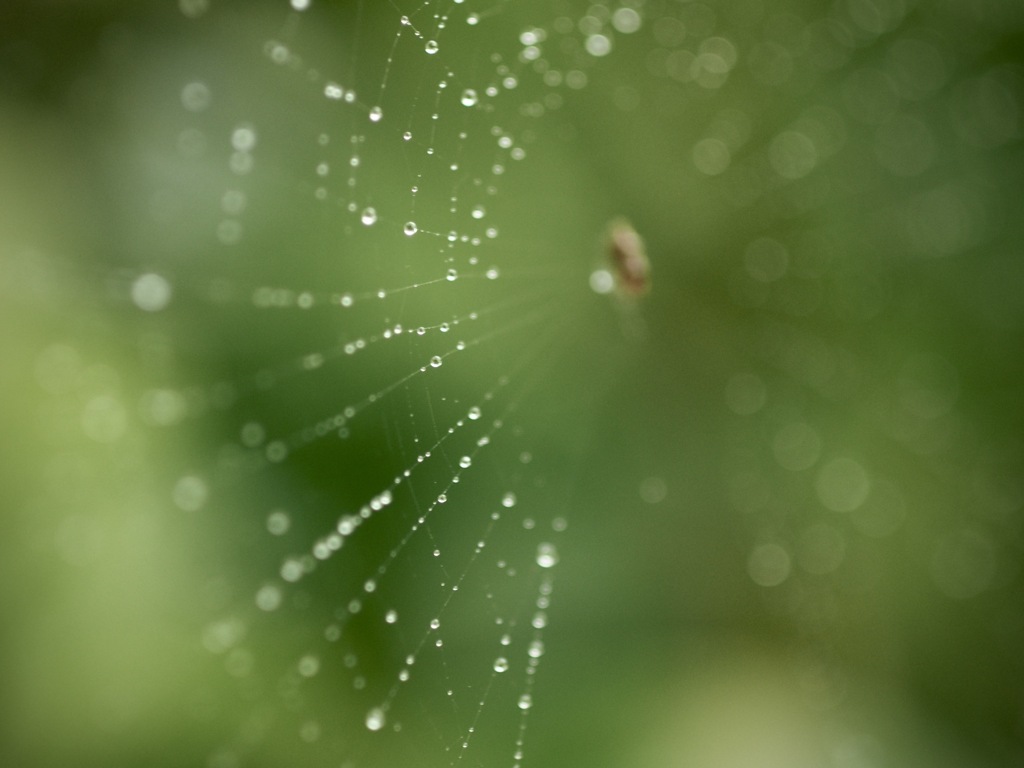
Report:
173,475,208,511
461,89,478,107
131,273,172,311
230,125,257,151
611,7,642,33
360,207,378,226
266,509,290,535
255,584,282,612
585,34,612,57
429,355,443,368
368,105,383,123
493,657,509,673
424,39,439,54
403,221,418,236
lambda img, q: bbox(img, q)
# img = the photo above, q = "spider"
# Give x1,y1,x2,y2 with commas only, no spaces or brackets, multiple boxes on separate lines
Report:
590,218,651,298
590,218,650,340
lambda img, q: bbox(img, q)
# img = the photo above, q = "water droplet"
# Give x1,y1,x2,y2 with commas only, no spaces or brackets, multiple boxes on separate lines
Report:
368,106,383,123
501,492,517,508
266,510,290,535
446,268,458,281
360,207,378,226
517,694,533,710
461,89,478,107
430,618,441,630
255,584,282,611
536,542,559,569
748,543,792,587
430,355,443,368
612,7,642,34
365,707,386,731
468,406,481,420
471,205,486,220
425,40,439,54
493,657,509,673
385,609,398,624
459,456,472,468
231,125,257,151
172,475,208,511
585,34,612,57
404,221,418,236
528,640,545,658
131,273,172,312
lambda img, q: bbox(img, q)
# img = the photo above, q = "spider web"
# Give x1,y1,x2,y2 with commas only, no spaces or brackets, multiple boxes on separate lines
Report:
118,1,628,766
5,0,1024,766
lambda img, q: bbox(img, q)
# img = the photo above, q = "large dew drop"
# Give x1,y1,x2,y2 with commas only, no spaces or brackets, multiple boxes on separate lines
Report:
536,542,559,569
365,707,386,731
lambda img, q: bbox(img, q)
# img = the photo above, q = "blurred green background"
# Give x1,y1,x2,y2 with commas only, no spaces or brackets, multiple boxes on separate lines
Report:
2,1,1024,766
